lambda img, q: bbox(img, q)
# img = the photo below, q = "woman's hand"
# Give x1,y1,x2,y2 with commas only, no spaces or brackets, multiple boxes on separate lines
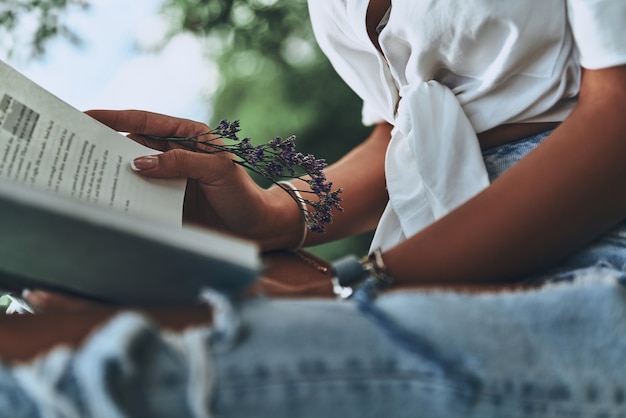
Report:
21,289,111,313
246,277,334,298
85,109,304,251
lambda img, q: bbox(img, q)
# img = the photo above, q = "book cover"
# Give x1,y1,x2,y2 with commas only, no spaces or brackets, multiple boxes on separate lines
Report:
0,60,260,306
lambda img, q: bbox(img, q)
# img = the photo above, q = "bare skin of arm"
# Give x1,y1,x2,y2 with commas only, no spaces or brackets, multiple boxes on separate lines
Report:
85,110,391,252
384,65,626,286
359,0,626,286
18,117,392,308
261,67,626,290
285,121,391,247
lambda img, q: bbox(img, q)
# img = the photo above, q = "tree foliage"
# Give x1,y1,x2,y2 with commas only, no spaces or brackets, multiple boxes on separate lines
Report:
0,0,89,58
161,0,370,157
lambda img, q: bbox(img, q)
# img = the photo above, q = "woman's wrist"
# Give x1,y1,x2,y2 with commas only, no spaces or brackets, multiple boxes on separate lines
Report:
257,184,310,252
276,181,308,251
331,248,394,298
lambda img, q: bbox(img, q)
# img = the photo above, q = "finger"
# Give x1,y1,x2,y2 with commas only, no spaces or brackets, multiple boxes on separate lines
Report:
126,133,171,152
131,148,237,182
23,290,106,312
245,277,334,298
85,109,209,138
126,132,221,153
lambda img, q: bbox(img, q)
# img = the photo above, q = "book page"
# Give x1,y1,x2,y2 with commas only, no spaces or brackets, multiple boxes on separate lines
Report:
0,60,185,226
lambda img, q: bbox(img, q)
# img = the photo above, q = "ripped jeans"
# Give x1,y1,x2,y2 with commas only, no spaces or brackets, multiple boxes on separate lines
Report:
2,130,626,417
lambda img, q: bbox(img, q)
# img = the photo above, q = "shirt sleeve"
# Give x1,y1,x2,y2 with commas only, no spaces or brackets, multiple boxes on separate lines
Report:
308,0,389,126
567,0,626,69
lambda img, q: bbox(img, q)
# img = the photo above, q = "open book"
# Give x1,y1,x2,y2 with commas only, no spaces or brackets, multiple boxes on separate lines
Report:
0,60,260,306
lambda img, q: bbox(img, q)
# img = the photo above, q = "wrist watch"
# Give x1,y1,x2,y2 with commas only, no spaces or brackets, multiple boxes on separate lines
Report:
330,249,393,299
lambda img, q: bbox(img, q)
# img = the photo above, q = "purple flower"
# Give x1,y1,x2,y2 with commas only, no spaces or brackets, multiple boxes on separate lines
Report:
145,119,342,233
216,119,241,140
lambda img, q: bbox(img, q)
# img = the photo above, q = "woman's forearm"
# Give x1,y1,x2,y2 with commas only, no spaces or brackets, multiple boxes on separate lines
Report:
262,122,392,250
384,65,626,286
306,121,392,244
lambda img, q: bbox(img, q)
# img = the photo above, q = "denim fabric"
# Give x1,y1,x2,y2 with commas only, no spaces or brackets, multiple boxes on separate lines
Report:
2,130,626,417
481,130,552,184
0,313,215,418
4,270,626,417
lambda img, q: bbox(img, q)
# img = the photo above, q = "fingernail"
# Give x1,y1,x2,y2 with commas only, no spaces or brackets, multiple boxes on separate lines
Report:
22,289,38,304
131,155,158,171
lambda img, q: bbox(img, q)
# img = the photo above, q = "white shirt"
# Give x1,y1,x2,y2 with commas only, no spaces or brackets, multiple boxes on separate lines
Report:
308,0,626,251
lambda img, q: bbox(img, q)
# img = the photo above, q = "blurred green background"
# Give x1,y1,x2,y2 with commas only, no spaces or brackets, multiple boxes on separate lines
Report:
1,0,375,260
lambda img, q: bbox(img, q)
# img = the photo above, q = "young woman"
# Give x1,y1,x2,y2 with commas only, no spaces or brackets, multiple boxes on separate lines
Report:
3,0,626,416
84,0,626,294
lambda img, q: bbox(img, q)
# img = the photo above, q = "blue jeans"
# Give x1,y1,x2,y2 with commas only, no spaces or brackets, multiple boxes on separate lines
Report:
2,130,626,417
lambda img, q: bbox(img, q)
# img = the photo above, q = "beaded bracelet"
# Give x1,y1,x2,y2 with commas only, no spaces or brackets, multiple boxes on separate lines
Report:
331,248,393,299
277,180,308,251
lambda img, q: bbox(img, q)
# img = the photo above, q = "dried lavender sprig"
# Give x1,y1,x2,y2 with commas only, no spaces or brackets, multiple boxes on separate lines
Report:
143,119,342,233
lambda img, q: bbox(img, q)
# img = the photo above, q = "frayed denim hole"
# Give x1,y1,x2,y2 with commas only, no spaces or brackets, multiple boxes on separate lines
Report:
590,260,626,287
534,262,626,288
556,261,626,288
199,289,242,353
